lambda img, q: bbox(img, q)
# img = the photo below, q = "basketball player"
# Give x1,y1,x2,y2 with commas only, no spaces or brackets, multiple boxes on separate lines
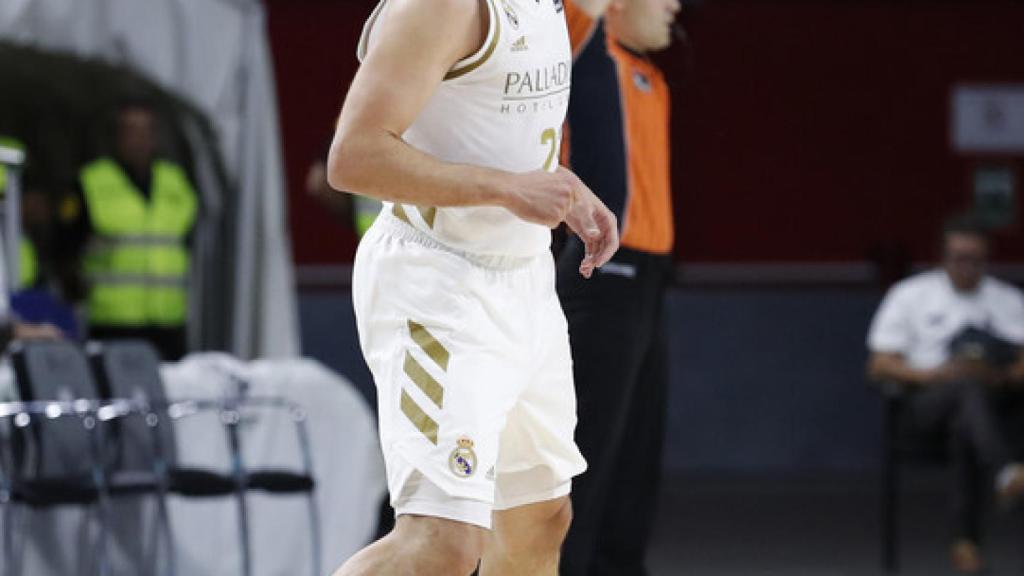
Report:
325,0,619,573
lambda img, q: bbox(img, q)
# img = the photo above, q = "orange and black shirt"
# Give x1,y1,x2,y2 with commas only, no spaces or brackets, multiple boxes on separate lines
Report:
563,0,673,255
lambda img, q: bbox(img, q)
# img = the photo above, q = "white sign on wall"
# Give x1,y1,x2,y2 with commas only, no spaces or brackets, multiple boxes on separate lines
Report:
952,85,1024,153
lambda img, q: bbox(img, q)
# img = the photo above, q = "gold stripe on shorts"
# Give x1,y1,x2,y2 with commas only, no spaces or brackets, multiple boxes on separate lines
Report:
401,389,439,445
408,320,450,371
404,351,444,408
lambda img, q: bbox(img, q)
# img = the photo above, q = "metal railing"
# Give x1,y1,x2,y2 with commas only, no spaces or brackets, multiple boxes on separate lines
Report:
0,142,23,295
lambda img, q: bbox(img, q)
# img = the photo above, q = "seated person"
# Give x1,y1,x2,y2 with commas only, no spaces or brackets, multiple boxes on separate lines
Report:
1,139,73,342
13,185,79,339
0,236,64,346
867,217,1024,573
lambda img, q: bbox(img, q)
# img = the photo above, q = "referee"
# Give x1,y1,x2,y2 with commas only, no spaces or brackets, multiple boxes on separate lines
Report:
557,0,680,573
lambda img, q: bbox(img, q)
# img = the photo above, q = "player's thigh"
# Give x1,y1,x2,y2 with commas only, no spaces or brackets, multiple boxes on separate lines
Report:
494,288,586,510
356,228,531,520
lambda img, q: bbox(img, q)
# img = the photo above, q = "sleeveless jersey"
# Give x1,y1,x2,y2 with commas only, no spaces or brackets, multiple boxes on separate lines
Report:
357,0,572,256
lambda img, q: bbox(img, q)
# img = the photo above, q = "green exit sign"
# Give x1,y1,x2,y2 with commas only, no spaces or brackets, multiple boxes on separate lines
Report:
973,165,1017,230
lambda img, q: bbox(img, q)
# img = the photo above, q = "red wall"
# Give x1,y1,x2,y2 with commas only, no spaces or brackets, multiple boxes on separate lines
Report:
267,0,1024,265
266,0,376,263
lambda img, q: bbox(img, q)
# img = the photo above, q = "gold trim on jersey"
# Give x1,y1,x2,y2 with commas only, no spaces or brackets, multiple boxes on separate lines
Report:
416,206,437,228
356,0,388,62
445,0,501,80
404,351,445,408
392,202,413,224
408,319,450,370
391,203,436,229
401,389,439,444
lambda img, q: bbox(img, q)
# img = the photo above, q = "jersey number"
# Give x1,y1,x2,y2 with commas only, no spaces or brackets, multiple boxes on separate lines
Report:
541,128,557,171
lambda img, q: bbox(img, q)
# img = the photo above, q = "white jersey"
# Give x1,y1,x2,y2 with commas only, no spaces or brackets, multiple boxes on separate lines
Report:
867,270,1024,370
358,0,572,256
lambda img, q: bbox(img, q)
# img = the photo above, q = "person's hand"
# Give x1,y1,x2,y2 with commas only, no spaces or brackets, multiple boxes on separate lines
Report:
502,169,575,228
13,322,63,341
559,167,619,278
305,161,332,199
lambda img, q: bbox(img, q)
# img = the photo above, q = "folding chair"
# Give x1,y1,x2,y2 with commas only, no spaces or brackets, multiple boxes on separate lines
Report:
6,340,118,575
90,340,320,576
876,380,949,573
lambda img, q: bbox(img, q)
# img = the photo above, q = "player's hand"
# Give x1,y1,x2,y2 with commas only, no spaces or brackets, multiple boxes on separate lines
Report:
925,359,999,386
502,169,575,228
560,167,619,278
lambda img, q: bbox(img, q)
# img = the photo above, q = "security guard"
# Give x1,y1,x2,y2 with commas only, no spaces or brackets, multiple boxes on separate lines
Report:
73,99,197,360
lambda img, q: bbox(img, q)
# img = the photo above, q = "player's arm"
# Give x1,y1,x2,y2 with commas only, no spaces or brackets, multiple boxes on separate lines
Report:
328,0,572,228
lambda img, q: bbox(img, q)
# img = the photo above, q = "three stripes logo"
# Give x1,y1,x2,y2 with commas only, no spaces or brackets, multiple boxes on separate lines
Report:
511,36,529,52
501,0,519,29
399,320,449,446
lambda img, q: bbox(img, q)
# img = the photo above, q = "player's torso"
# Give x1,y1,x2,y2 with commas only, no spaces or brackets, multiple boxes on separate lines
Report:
360,0,572,256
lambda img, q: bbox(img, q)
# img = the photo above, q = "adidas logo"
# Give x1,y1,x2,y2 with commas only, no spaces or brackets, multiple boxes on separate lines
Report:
511,36,529,52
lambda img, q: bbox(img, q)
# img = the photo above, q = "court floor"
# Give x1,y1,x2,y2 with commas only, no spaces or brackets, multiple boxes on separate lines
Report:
648,471,1024,576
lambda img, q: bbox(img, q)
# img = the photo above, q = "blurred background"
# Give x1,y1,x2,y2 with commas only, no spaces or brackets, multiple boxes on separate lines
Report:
1,0,1024,574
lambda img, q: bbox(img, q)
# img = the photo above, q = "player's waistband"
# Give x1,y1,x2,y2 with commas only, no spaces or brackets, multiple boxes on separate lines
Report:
375,209,540,271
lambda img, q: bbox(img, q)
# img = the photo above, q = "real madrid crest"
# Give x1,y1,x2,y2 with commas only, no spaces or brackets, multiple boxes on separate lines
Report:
449,437,478,478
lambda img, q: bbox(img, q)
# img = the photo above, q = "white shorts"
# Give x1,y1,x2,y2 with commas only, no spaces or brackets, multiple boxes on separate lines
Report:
352,211,587,529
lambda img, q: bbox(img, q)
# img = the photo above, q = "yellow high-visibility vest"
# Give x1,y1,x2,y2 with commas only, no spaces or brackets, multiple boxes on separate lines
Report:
79,157,197,327
19,236,38,290
353,195,382,237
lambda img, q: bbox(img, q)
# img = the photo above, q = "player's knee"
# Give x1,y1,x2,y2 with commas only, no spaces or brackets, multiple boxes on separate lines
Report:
544,496,573,541
401,516,486,574
517,497,573,547
432,525,486,574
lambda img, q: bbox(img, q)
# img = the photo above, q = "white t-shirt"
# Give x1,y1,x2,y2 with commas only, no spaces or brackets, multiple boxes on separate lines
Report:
867,270,1024,370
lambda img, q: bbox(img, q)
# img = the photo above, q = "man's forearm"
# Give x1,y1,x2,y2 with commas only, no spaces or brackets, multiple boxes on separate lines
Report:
327,129,510,209
868,352,933,385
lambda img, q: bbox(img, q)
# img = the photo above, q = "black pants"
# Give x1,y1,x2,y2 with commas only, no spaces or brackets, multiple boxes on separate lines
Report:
556,240,672,576
904,380,1024,541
